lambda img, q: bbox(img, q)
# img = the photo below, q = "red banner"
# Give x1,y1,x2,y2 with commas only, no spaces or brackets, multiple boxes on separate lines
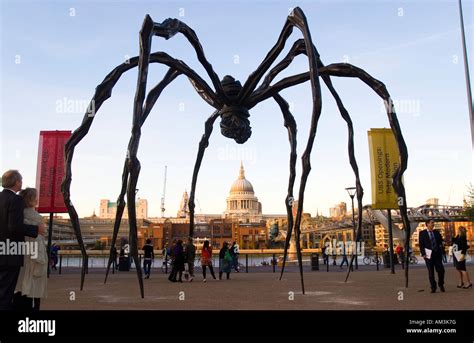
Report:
35,131,71,213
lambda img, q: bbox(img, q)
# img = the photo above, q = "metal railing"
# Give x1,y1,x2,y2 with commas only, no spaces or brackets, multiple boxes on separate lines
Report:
54,249,472,276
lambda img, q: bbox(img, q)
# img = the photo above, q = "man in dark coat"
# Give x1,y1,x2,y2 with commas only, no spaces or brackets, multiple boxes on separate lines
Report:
0,170,45,310
419,220,445,293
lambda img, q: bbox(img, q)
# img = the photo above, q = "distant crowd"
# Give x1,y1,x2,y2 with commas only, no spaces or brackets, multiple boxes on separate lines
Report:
148,238,240,283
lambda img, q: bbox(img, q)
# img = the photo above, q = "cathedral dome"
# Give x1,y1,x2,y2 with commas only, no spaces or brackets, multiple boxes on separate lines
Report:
225,162,262,221
229,163,254,194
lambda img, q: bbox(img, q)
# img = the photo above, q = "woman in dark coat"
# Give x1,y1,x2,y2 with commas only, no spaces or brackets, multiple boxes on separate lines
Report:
172,240,185,282
452,226,472,289
219,242,232,280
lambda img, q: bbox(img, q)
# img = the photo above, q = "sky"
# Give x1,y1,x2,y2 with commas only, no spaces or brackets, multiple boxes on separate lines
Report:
0,0,473,218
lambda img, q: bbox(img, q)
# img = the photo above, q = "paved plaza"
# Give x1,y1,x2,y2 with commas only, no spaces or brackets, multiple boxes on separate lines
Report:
41,264,474,310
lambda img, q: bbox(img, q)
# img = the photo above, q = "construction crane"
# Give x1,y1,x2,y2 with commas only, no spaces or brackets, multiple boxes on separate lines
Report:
196,198,203,214
160,165,167,217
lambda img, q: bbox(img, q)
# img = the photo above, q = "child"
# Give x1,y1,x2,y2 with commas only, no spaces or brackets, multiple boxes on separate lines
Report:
13,188,47,310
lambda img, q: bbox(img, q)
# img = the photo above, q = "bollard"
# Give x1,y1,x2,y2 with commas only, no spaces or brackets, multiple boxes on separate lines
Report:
376,251,379,271
311,253,319,271
59,255,62,275
246,254,248,273
327,256,329,272
355,247,358,270
272,254,276,273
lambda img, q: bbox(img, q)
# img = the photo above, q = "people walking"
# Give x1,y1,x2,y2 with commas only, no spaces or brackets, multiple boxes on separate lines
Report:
322,246,328,265
142,238,154,279
230,241,240,272
396,243,404,269
452,226,472,289
442,243,448,264
339,243,349,269
200,240,216,282
185,237,196,282
50,243,59,271
162,243,169,272
219,242,232,280
332,250,337,265
111,245,118,270
169,240,185,282
167,239,177,281
0,170,44,310
13,188,48,311
419,220,445,293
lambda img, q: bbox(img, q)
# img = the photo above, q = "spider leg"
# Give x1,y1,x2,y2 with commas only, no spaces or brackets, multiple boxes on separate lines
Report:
242,7,323,294
63,48,218,292
188,111,220,238
285,7,323,296
273,94,297,281
62,55,143,292
252,62,410,286
127,15,227,297
307,63,410,285
237,12,302,103
318,74,364,282
257,39,366,281
259,39,306,91
104,160,128,283
152,16,227,103
123,15,158,299
105,68,180,284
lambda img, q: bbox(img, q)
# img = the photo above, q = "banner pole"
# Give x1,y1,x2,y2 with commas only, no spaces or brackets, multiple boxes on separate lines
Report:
47,212,54,277
387,209,395,274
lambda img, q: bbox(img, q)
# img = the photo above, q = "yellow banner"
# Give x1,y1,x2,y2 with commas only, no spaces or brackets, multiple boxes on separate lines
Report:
368,128,401,209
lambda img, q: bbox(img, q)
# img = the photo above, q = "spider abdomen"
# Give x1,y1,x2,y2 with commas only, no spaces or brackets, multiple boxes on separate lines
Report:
219,75,252,144
219,105,252,144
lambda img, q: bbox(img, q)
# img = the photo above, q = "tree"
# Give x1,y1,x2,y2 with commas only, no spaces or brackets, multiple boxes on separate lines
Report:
463,183,474,221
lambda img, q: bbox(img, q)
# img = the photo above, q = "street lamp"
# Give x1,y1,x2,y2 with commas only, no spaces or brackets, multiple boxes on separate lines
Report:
345,187,358,270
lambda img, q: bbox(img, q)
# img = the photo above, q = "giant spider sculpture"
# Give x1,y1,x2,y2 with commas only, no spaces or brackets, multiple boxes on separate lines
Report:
61,7,411,298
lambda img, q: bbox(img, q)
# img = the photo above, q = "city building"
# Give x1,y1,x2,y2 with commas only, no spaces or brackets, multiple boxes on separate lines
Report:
375,224,389,249
47,212,150,249
224,162,262,223
232,221,268,249
177,191,190,218
137,218,233,250
329,202,347,219
99,198,148,219
426,198,439,206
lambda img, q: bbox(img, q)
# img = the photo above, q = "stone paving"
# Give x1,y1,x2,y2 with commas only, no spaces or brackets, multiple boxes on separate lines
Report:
41,264,474,310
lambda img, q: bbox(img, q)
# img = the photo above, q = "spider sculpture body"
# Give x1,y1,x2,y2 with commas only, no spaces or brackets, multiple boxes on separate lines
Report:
62,7,411,298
